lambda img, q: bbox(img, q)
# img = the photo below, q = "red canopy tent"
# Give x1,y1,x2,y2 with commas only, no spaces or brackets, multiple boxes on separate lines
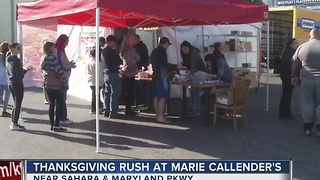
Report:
17,0,270,152
17,0,268,27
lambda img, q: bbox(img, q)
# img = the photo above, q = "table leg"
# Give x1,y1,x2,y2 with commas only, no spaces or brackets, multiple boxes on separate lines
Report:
181,86,187,119
147,81,153,112
204,88,211,122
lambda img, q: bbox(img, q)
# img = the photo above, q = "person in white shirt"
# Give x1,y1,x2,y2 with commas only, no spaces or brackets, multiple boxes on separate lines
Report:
86,47,104,114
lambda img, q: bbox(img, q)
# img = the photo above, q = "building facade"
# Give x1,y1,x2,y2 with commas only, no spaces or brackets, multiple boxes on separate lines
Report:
0,0,36,43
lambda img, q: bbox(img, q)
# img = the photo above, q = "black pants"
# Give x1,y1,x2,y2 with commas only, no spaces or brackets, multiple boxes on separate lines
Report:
123,76,135,110
9,83,24,124
279,74,294,118
90,86,103,112
61,88,68,120
46,89,64,127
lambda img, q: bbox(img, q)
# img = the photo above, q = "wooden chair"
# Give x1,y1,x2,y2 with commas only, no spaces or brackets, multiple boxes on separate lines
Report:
213,77,251,130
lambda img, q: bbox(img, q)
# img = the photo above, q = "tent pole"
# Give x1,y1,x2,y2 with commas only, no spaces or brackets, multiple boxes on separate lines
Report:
265,21,270,111
95,7,101,153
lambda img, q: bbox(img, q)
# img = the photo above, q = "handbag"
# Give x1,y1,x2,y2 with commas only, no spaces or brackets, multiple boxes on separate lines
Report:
45,72,62,88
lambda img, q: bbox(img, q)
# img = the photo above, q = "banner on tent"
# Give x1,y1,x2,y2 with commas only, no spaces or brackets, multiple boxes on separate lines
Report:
79,31,102,65
22,23,57,87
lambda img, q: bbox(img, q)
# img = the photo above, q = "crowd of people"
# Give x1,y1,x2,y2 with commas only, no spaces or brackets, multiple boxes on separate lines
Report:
0,32,241,131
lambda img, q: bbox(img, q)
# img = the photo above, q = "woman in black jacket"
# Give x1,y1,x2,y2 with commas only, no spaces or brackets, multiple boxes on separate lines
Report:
279,38,298,120
6,43,32,131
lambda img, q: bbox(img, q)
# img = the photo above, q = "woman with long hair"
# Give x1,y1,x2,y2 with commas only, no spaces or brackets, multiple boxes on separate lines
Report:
6,43,31,131
279,38,299,120
41,42,68,131
86,47,104,114
120,34,140,116
210,42,233,83
55,34,76,125
0,42,11,117
180,41,207,117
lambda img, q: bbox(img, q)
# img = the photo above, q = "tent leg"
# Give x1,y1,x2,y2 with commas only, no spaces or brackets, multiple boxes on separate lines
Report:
265,21,270,111
95,7,101,153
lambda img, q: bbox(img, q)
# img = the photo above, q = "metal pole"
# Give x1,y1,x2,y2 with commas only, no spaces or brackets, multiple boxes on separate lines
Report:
95,7,101,153
266,21,270,111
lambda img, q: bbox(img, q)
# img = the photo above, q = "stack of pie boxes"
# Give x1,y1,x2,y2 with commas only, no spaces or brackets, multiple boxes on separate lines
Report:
232,68,258,87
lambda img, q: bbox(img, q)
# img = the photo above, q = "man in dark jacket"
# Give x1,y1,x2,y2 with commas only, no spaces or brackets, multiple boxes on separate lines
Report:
134,35,149,70
134,34,150,106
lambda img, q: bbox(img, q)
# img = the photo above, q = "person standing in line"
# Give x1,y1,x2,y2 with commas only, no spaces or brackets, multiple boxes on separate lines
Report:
134,34,150,106
6,43,32,131
99,37,107,103
278,38,298,120
120,34,140,116
0,42,11,117
86,47,104,114
102,35,122,118
134,34,149,71
55,34,76,125
291,28,320,137
151,37,183,123
41,42,68,131
180,41,208,117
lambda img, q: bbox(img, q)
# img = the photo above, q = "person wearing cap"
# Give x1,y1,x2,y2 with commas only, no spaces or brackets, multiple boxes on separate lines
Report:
102,35,122,119
151,37,184,123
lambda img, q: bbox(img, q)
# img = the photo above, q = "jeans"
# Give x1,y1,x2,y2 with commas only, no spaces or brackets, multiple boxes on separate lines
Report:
123,76,135,111
279,74,294,118
9,83,24,124
190,87,201,111
0,84,10,112
46,89,64,127
90,86,103,112
104,73,121,115
61,88,68,121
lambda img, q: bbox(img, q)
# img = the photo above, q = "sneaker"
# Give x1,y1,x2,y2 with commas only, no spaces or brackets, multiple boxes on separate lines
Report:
125,109,137,116
187,108,195,114
109,114,122,119
53,126,67,132
60,119,73,125
90,111,96,114
157,119,171,124
10,124,25,131
2,112,11,117
190,111,200,117
305,129,312,137
44,101,49,105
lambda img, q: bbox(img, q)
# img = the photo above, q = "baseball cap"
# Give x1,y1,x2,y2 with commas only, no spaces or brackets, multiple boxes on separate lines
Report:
159,37,172,45
106,35,117,42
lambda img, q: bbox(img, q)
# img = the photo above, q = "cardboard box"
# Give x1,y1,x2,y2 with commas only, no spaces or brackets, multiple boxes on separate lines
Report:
245,31,253,36
231,31,241,35
229,39,241,51
216,90,234,105
240,31,247,36
242,41,252,52
208,45,214,53
224,44,230,52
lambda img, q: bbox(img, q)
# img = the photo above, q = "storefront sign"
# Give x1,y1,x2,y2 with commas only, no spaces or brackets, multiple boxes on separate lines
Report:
277,0,320,6
301,18,315,29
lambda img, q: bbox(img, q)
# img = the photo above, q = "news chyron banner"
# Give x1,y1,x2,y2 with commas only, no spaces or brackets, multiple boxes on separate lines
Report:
0,160,23,180
25,160,292,180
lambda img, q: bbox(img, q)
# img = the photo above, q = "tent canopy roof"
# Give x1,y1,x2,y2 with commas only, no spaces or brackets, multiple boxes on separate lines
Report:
17,0,268,27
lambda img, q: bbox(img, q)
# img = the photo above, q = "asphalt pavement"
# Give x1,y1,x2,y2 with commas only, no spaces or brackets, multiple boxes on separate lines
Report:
0,73,319,180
